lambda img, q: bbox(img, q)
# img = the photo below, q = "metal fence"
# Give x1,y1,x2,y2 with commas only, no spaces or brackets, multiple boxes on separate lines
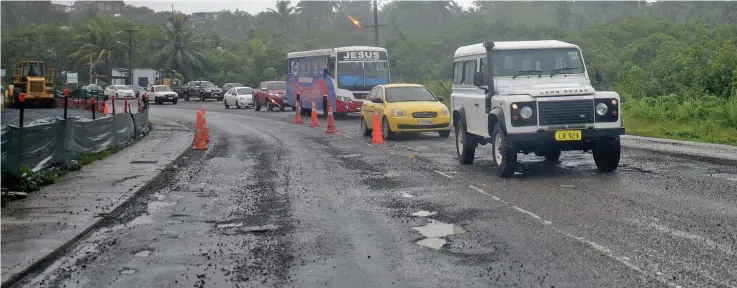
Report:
0,107,149,176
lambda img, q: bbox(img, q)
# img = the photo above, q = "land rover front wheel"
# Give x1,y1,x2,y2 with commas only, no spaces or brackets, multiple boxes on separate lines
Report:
593,136,621,172
491,122,517,177
455,120,477,165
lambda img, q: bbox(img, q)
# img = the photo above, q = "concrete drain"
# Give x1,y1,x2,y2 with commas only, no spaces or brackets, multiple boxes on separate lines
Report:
412,220,466,250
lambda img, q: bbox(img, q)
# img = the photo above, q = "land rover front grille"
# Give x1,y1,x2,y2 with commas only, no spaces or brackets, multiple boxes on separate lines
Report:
412,111,437,118
538,99,595,125
29,81,45,93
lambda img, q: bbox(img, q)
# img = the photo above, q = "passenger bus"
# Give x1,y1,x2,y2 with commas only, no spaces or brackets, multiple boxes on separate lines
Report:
286,46,393,117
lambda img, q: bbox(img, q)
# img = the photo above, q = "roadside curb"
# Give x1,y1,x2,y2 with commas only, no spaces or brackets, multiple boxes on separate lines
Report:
1,117,192,288
621,135,737,165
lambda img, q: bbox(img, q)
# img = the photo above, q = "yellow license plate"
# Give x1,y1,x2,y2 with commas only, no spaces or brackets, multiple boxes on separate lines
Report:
555,130,582,141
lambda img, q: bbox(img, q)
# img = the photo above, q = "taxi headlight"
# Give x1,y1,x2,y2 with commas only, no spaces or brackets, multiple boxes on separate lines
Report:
442,106,449,116
391,108,407,117
520,106,533,119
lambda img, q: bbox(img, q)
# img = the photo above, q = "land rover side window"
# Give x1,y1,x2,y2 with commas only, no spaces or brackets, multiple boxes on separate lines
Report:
462,60,476,84
452,61,464,84
492,48,585,76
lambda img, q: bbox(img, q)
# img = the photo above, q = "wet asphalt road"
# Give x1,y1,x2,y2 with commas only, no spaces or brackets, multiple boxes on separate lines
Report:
18,100,737,288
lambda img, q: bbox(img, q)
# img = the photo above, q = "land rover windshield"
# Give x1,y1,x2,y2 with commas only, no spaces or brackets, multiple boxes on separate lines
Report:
492,48,584,77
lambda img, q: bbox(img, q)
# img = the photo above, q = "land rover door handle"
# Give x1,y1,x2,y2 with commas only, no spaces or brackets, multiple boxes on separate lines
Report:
473,103,479,106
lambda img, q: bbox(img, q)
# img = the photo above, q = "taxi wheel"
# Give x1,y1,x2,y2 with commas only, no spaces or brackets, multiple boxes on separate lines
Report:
439,130,451,138
361,117,372,137
382,117,395,140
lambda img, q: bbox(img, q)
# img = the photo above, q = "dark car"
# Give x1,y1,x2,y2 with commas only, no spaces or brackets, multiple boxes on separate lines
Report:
182,80,223,101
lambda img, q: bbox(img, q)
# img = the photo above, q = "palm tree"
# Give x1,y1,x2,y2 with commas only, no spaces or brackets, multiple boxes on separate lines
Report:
152,14,207,79
296,1,337,29
267,0,296,34
68,17,125,79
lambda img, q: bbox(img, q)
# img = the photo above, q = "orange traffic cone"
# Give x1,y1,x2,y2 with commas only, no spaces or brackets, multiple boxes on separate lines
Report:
294,100,303,124
372,111,384,144
201,110,209,141
193,113,208,150
325,100,337,133
103,99,110,114
310,100,319,127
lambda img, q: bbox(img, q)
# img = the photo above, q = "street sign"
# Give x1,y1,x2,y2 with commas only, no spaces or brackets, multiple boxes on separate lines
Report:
67,72,78,84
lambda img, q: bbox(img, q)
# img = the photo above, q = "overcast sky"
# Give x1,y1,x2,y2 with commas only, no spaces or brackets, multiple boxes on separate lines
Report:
56,1,474,15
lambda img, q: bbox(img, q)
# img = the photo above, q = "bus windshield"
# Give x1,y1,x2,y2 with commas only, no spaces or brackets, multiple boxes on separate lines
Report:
337,61,390,90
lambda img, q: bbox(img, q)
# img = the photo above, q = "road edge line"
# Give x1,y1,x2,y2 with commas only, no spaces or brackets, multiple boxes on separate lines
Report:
1,118,193,288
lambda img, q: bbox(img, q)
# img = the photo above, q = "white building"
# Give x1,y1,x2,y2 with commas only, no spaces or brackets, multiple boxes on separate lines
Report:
111,68,157,87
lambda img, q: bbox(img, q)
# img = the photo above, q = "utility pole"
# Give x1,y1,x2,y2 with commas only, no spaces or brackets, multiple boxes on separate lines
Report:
372,0,380,47
171,4,174,14
124,28,134,86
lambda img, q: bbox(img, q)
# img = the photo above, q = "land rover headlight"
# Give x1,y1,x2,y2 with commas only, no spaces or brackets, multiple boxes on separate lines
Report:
391,108,407,117
520,106,533,119
442,106,449,116
596,103,608,116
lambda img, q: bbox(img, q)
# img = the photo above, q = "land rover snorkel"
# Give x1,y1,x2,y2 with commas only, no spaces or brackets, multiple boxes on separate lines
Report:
451,40,624,177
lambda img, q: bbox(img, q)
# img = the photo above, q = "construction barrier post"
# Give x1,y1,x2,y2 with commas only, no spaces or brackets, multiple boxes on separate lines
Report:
18,93,26,128
124,99,128,114
64,88,70,119
111,95,116,114
91,97,97,120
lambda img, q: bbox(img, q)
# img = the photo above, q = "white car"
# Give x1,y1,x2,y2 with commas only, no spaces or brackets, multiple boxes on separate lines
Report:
224,86,254,109
104,85,136,99
150,85,178,104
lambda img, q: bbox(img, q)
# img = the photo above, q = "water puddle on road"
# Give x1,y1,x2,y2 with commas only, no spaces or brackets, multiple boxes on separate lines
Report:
411,211,437,217
147,201,176,213
120,268,137,275
216,222,244,228
339,154,362,159
134,249,152,257
128,215,154,226
401,192,415,198
412,220,466,250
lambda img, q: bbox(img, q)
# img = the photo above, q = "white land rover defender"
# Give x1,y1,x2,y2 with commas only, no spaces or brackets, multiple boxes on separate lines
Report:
451,40,624,177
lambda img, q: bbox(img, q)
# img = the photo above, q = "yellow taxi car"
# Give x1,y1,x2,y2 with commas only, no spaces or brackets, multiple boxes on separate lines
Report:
360,84,451,140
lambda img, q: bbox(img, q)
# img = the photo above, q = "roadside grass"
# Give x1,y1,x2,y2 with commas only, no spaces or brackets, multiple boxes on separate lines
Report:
1,124,152,204
438,93,737,146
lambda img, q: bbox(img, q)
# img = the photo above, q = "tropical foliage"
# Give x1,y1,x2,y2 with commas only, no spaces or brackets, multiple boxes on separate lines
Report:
1,0,737,143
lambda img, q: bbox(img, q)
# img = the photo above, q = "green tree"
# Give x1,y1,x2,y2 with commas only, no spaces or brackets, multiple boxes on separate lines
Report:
151,14,207,79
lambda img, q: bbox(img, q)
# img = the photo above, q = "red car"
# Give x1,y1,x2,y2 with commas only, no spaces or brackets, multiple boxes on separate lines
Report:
254,81,294,111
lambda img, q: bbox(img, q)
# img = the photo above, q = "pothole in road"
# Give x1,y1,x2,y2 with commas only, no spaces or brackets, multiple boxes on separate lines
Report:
120,268,137,275
411,210,436,217
134,249,153,257
413,220,466,250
